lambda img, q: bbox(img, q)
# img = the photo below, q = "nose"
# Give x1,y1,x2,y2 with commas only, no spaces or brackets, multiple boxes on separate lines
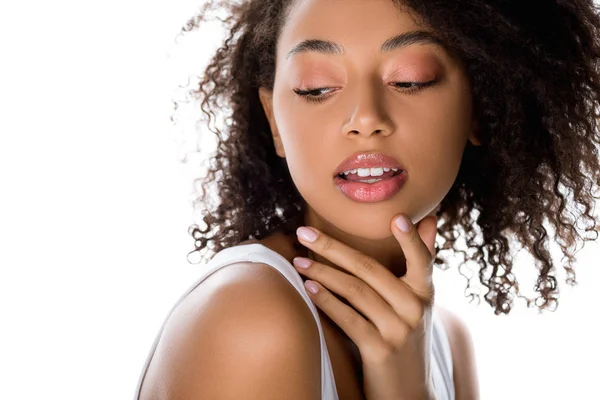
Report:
343,82,395,137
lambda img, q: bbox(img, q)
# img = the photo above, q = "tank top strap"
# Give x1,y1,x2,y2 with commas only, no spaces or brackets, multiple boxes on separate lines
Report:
431,307,456,400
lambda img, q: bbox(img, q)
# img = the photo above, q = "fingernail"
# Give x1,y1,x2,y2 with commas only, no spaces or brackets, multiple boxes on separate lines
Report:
305,280,319,294
395,215,411,233
293,257,312,268
297,226,318,242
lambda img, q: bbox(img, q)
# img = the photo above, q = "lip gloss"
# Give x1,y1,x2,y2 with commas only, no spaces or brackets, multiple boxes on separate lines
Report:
334,171,407,203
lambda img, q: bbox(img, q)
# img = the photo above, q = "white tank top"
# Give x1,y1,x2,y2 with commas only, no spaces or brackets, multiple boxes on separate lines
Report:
133,243,455,400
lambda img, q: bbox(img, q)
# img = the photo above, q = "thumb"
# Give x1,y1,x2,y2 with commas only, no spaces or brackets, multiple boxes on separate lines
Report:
417,215,438,258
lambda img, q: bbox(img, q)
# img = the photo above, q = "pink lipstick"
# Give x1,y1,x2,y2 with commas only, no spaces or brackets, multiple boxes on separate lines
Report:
333,152,407,203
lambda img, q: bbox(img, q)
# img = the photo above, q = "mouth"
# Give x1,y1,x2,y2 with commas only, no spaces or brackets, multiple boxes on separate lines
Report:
334,169,407,203
336,168,404,183
333,151,406,179
332,151,407,202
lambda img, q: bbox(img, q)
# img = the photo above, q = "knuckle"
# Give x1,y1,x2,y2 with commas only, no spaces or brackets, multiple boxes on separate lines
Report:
389,324,410,347
414,285,432,301
343,310,359,327
346,280,365,297
409,229,421,245
355,256,376,274
367,342,395,364
312,262,325,276
321,236,334,252
419,283,436,304
405,300,426,329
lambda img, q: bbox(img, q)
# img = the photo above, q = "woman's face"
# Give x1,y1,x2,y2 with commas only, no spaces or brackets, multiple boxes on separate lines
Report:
259,0,480,240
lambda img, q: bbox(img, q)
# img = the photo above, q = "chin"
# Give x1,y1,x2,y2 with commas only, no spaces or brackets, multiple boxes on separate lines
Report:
316,207,403,240
300,182,441,240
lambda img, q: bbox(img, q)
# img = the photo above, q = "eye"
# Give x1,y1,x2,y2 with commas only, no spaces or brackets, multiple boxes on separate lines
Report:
293,80,438,104
293,87,336,104
390,80,438,94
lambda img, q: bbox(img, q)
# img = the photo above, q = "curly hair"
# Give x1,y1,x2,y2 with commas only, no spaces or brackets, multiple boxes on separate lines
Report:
175,0,600,315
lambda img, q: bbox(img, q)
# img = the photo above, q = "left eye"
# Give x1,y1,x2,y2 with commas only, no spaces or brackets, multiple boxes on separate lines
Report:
390,80,437,93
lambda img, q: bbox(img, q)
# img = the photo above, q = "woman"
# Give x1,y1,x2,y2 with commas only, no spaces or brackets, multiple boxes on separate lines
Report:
135,0,600,398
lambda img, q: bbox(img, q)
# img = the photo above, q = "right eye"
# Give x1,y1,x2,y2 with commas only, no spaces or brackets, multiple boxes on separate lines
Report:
293,87,335,103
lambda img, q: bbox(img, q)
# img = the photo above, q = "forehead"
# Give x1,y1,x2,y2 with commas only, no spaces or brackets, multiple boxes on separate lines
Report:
278,0,429,60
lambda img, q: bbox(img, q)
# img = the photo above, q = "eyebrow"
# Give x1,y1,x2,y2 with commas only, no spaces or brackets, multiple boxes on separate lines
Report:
286,30,446,60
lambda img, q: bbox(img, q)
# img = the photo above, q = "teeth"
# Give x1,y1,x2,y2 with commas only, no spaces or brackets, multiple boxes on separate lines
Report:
357,168,370,177
342,167,400,177
370,167,384,176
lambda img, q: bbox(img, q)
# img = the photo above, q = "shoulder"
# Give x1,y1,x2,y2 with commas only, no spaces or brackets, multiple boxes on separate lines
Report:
435,305,480,400
138,261,321,400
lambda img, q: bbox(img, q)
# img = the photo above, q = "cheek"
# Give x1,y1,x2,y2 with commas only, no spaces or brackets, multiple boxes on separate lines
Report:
272,95,327,183
431,87,472,169
401,85,472,197
420,115,469,172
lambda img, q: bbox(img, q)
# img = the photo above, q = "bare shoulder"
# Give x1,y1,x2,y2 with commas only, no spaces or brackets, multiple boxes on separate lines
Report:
138,262,321,400
435,305,480,400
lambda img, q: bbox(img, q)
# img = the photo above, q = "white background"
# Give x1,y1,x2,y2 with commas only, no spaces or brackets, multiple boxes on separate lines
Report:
1,1,599,399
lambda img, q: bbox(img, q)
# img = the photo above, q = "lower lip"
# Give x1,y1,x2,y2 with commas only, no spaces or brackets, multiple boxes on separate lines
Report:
334,172,407,203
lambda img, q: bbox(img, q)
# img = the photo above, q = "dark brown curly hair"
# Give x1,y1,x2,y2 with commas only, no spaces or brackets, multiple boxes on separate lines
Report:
175,0,600,315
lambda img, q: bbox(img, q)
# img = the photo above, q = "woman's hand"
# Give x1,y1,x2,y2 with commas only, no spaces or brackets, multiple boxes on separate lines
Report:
292,214,438,400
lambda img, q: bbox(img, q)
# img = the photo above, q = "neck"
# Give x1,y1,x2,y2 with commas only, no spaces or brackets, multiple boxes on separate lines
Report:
302,207,408,278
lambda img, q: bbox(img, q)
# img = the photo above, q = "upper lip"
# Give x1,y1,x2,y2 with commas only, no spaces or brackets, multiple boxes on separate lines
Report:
334,151,405,177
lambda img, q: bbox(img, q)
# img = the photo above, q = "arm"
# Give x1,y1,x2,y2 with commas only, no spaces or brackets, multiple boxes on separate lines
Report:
139,262,322,400
436,306,480,400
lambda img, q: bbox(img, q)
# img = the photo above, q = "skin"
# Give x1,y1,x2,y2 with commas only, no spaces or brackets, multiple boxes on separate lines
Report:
257,0,482,397
259,0,481,278
291,218,440,399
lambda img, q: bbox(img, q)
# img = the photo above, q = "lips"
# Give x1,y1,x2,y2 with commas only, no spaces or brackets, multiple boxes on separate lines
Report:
334,151,405,177
334,172,407,202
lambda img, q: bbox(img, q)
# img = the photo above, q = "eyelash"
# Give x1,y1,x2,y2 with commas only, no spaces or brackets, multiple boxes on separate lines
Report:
293,80,437,104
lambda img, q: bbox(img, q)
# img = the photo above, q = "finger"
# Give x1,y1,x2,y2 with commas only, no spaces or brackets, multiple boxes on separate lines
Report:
419,215,437,258
302,279,384,351
292,257,409,340
391,214,437,300
296,226,420,315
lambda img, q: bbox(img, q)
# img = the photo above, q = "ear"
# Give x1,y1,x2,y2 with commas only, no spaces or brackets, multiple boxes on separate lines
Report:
468,119,482,146
258,87,285,158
